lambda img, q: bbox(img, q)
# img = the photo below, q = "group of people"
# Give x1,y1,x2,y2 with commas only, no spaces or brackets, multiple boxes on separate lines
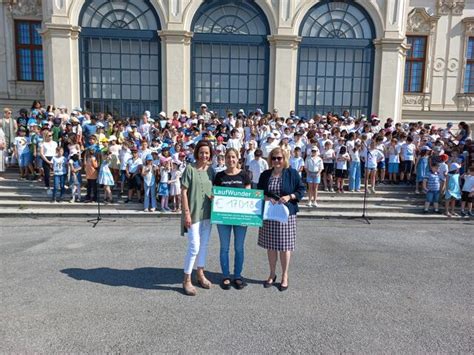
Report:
0,102,472,214
0,101,473,293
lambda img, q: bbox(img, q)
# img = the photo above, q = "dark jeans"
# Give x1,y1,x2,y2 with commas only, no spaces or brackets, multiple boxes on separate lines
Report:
42,156,53,188
86,179,97,201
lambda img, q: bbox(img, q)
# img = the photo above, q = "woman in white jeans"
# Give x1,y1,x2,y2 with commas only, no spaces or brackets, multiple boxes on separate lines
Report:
181,140,214,296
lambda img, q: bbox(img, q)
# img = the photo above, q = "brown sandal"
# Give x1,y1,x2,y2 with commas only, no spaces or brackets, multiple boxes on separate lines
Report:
197,277,212,289
183,282,197,296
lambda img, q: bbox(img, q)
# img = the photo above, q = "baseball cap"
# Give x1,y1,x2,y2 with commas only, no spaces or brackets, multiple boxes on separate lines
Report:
159,111,166,117
108,135,117,141
200,103,207,108
145,154,153,161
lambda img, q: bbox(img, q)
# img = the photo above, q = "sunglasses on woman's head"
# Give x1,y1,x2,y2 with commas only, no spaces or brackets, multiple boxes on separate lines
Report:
272,156,283,161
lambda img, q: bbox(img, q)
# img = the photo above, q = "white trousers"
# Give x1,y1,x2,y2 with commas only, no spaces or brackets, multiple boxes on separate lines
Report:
183,219,212,275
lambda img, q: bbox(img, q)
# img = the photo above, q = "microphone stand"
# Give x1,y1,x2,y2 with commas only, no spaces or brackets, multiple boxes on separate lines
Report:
86,150,116,228
360,142,371,224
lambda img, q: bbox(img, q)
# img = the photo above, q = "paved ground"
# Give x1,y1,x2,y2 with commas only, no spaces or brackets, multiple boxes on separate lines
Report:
0,217,472,353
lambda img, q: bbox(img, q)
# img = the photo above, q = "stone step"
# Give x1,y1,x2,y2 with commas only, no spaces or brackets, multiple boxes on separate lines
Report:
0,200,425,211
0,206,467,220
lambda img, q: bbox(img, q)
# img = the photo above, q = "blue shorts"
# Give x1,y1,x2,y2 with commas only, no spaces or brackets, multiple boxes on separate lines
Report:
377,160,386,170
388,163,399,174
306,173,321,184
366,166,376,172
426,191,440,203
18,152,32,168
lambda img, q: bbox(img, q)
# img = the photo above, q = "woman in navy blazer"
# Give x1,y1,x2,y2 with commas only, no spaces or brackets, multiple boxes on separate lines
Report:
257,147,306,291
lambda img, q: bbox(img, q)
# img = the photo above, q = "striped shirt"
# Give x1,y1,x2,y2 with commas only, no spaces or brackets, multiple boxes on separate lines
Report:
424,172,440,191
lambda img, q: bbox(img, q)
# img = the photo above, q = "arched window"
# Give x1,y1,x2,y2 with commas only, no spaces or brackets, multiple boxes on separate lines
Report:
297,1,375,118
79,0,161,116
191,0,270,115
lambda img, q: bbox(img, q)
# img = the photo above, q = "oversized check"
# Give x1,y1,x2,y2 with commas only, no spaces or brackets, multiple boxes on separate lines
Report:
211,186,264,227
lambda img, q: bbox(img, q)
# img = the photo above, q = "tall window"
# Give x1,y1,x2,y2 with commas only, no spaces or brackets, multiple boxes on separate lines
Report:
79,0,161,116
191,0,270,115
404,36,427,93
15,21,43,81
297,1,375,118
464,37,474,93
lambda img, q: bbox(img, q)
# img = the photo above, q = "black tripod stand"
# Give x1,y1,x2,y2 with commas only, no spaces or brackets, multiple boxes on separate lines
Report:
361,166,371,224
86,156,116,228
360,143,371,224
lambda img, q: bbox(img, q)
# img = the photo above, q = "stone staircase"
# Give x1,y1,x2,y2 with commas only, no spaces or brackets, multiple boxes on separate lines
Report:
0,168,463,220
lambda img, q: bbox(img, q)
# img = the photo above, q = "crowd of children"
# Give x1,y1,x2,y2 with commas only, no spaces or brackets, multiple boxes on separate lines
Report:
0,103,472,217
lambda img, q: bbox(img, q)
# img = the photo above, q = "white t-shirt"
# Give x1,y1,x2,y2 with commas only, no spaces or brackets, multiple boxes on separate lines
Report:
462,175,474,192
41,140,57,157
365,149,384,169
388,145,401,164
438,162,448,181
290,156,304,174
401,143,416,161
127,157,143,174
14,136,30,155
349,149,360,163
249,158,269,184
227,138,242,151
304,156,323,173
322,148,335,163
336,153,350,170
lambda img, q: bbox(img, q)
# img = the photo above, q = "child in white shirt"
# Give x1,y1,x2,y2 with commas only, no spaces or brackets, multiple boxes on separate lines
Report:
335,146,350,193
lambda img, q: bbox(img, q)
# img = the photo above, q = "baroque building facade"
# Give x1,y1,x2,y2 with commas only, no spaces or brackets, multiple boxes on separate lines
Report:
0,0,473,125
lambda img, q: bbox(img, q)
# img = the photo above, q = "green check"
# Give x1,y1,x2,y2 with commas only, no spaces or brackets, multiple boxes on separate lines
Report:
211,186,264,227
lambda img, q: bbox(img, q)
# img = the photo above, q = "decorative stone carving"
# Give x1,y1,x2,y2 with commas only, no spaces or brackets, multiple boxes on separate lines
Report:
9,0,42,17
463,18,474,35
54,0,65,10
447,58,458,72
403,94,431,110
437,0,465,16
267,35,302,50
159,30,193,45
434,58,445,72
406,8,439,34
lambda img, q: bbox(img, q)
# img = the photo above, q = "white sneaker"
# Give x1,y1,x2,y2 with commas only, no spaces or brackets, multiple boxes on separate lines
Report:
46,189,52,196
70,198,75,203
313,202,318,207
144,208,149,212
371,188,377,194
307,202,313,207
330,188,335,192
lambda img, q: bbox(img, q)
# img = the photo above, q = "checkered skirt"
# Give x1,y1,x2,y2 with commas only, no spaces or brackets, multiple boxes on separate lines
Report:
258,176,297,251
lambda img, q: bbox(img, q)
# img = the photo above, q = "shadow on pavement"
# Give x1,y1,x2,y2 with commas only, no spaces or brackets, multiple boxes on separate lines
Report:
60,267,262,294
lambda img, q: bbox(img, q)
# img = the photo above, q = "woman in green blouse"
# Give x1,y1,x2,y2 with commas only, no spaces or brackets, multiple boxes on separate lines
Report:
181,140,214,296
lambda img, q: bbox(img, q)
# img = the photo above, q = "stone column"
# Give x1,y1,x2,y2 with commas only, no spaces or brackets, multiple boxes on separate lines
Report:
158,30,193,113
40,23,81,109
0,0,9,98
267,35,301,115
374,38,408,121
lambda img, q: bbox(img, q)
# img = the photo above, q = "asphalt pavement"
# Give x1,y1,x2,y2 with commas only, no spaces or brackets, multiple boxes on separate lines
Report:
1,217,472,353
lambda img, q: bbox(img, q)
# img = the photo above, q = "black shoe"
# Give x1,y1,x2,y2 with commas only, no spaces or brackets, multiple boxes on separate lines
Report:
124,199,130,203
263,275,277,288
220,278,231,290
233,278,247,290
279,283,289,292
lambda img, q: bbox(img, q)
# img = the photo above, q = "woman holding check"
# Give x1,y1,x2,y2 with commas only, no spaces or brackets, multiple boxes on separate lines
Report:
213,148,251,290
257,147,306,291
181,140,214,296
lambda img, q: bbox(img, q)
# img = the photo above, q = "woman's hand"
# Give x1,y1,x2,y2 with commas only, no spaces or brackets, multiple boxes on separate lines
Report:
279,195,291,204
184,211,192,229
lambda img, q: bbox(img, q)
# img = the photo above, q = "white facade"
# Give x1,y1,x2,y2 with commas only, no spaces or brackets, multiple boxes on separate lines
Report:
0,0,473,126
